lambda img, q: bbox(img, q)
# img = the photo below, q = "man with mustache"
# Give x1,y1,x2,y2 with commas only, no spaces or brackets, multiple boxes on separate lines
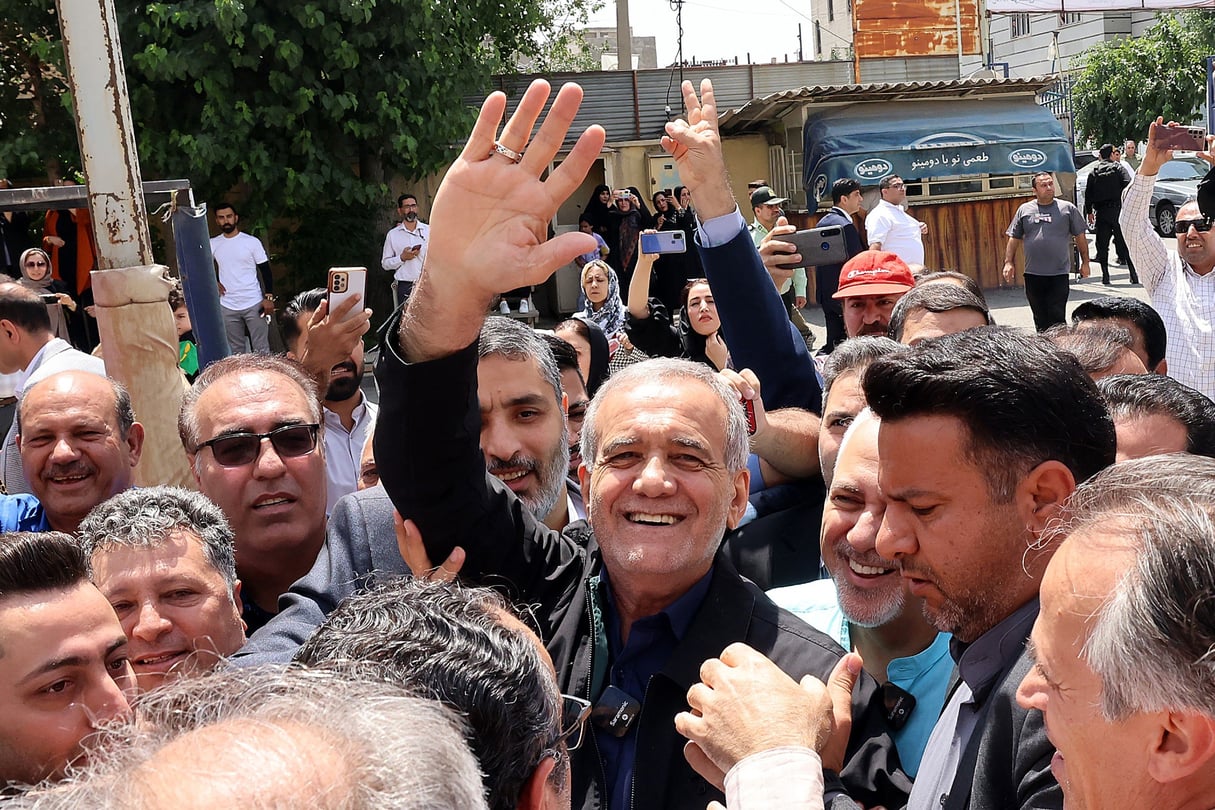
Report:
281,288,378,516
381,192,429,309
232,316,574,663
0,282,106,495
211,202,274,354
833,251,915,338
11,370,143,534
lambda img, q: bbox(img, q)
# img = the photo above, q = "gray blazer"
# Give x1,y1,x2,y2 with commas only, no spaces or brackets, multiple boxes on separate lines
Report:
232,485,404,665
943,649,1062,810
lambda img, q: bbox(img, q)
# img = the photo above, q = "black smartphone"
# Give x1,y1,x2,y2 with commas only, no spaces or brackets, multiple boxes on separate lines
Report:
777,226,849,269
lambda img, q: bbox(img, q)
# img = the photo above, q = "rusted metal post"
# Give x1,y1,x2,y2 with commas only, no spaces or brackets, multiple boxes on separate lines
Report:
55,0,151,268
55,0,193,489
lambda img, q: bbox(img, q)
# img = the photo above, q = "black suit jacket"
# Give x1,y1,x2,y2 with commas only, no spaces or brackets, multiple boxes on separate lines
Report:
942,644,1061,810
814,207,864,306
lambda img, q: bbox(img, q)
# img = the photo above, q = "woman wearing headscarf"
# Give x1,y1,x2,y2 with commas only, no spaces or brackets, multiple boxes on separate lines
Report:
582,185,615,255
607,189,644,292
624,235,730,371
576,260,626,345
553,316,610,397
17,248,76,343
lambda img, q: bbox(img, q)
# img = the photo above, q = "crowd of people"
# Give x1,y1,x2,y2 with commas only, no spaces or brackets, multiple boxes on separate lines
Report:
0,77,1213,810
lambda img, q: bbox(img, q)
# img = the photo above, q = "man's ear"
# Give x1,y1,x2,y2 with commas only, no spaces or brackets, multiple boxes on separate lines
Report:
516,754,558,810
1017,459,1075,536
1147,711,1215,785
577,463,590,517
125,422,146,467
726,468,750,530
187,452,203,486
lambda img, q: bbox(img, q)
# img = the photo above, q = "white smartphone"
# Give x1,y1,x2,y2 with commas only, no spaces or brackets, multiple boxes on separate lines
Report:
327,267,367,318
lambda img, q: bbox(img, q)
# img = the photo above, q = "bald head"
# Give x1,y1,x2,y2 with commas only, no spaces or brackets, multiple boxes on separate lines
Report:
17,371,143,532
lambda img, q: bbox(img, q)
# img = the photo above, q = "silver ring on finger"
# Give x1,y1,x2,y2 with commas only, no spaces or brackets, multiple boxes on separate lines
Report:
491,141,524,163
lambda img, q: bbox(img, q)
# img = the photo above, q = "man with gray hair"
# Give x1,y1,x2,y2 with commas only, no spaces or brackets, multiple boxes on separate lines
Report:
178,353,327,633
373,78,904,810
11,667,488,809
78,486,246,693
233,315,574,664
1017,455,1215,810
5,370,143,534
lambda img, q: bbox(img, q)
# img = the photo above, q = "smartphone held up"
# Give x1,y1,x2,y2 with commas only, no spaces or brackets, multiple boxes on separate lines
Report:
327,267,367,319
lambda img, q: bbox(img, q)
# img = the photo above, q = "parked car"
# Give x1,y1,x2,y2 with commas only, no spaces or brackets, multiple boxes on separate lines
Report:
1075,155,1207,237
1148,156,1208,236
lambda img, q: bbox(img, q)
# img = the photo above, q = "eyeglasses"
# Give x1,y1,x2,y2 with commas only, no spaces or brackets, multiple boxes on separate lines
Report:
556,694,592,751
1175,217,1214,234
196,423,319,467
887,182,906,189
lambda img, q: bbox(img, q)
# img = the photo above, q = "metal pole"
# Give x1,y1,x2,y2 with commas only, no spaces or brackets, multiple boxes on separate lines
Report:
55,0,151,268
173,204,232,370
56,0,193,489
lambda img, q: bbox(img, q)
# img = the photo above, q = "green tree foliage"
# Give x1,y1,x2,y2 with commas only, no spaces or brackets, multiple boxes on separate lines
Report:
0,0,597,292
1072,11,1215,147
0,2,76,180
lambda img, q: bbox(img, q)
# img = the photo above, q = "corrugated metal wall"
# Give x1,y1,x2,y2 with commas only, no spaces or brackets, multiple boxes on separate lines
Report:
484,62,855,147
859,56,959,83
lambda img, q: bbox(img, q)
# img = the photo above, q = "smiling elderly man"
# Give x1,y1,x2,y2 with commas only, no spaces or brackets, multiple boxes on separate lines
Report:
12,371,143,534
1018,455,1215,810
373,78,905,810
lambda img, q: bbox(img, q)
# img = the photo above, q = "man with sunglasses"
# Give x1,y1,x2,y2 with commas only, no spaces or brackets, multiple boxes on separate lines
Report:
866,175,927,266
179,354,327,634
1120,117,1215,400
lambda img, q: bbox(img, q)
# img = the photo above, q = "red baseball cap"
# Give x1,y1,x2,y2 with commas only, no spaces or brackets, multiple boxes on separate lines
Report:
832,251,915,299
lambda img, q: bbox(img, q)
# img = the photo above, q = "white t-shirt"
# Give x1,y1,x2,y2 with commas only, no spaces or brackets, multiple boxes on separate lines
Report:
211,231,269,310
865,199,925,266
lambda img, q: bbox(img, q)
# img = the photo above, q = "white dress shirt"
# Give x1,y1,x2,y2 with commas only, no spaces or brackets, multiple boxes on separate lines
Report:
864,199,925,265
380,221,429,283
323,395,378,516
1121,173,1215,399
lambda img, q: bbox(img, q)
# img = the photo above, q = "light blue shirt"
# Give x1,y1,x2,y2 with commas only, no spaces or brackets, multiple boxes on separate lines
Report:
768,578,953,776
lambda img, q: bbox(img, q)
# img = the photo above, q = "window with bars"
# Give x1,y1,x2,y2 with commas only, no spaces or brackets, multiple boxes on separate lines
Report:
1010,13,1031,38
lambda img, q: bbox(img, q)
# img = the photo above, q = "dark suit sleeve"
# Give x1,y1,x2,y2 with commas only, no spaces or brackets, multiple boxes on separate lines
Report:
231,490,393,665
373,317,585,639
696,226,822,413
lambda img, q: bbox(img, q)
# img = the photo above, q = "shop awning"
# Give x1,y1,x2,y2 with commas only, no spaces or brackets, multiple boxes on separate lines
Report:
803,98,1074,202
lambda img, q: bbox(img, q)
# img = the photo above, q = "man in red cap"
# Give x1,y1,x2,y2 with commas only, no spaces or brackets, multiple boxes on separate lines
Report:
832,250,916,337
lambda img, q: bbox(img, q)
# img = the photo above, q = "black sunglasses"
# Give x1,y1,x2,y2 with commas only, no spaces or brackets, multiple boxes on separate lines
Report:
196,423,320,467
1174,217,1213,234
557,694,593,751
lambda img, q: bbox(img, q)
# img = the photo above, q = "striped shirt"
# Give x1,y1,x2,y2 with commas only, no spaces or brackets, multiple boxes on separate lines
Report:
1121,174,1215,399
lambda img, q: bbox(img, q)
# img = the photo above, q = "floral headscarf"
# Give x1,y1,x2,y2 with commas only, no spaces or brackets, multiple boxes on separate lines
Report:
577,260,626,340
